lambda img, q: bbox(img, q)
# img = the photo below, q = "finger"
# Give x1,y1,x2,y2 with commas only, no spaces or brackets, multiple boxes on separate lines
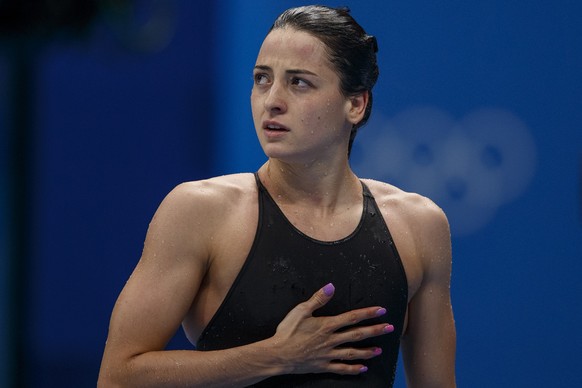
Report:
331,323,394,347
299,283,335,315
326,306,389,332
325,362,370,376
331,346,383,362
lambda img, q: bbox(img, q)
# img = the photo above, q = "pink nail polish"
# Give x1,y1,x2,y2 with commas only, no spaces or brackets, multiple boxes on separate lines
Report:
375,308,387,317
359,366,368,373
373,347,383,356
384,324,394,333
323,283,335,296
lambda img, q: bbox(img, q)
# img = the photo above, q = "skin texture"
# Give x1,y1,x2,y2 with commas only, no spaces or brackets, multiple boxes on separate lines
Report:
98,27,456,387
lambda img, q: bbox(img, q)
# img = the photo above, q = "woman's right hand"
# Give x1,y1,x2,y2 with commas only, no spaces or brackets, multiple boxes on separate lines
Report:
269,283,394,375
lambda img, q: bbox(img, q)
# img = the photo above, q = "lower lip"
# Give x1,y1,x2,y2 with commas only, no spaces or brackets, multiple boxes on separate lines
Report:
264,128,289,139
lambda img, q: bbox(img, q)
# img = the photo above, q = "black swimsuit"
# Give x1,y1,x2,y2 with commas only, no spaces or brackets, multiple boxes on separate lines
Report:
196,173,408,387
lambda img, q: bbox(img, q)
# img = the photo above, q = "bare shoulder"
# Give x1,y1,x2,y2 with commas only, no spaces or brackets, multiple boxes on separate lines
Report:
161,173,257,222
147,173,258,256
169,173,257,203
361,178,448,226
361,178,451,278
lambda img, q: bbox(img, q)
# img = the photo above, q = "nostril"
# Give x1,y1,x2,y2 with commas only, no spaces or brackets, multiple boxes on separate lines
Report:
269,106,284,114
264,97,286,113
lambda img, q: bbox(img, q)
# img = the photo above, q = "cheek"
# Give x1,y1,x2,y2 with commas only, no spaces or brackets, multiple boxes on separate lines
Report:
304,98,339,121
316,102,347,132
298,109,323,134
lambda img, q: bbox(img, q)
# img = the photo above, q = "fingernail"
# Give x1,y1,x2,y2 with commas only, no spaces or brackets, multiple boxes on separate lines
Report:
373,347,383,356
323,283,335,296
375,308,387,317
359,366,368,373
384,324,394,333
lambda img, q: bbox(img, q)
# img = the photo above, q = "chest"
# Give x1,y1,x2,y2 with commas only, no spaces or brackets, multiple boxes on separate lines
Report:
198,206,409,348
185,189,422,341
275,202,364,242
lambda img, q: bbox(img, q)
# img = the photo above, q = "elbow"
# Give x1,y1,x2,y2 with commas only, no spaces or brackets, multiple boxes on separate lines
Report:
97,369,123,388
97,375,120,388
98,358,133,388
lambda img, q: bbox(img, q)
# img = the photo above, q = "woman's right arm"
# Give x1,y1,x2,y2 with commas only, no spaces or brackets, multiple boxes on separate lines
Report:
97,183,392,387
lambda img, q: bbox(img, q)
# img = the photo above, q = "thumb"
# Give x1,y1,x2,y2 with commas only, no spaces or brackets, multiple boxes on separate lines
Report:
307,283,335,311
276,283,335,331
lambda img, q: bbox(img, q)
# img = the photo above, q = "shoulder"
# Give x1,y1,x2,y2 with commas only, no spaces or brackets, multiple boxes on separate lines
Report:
163,173,257,210
361,178,447,223
171,173,256,197
361,178,451,274
151,173,258,235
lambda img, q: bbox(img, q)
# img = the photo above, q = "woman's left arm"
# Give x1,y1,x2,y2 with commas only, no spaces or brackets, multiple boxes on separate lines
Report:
401,202,456,388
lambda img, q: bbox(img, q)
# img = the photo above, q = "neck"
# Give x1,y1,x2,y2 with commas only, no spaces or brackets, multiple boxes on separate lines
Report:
258,158,361,209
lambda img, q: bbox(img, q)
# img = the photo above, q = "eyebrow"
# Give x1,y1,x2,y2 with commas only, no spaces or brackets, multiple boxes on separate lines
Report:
254,65,318,77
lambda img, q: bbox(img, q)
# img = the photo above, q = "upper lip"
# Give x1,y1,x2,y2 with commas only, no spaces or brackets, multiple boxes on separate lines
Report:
263,120,289,131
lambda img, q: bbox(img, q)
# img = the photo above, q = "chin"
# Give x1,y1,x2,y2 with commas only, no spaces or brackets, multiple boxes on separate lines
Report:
262,147,307,164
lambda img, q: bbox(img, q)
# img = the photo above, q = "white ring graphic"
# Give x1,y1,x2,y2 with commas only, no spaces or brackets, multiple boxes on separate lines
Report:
351,106,537,236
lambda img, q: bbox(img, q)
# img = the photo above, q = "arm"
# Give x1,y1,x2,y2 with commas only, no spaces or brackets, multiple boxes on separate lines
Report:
98,183,393,387
401,201,456,388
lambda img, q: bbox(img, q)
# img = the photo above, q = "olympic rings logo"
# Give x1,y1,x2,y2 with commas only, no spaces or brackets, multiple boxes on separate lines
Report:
351,106,537,236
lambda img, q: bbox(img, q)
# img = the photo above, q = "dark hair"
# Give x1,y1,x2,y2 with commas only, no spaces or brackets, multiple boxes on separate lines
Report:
269,5,379,156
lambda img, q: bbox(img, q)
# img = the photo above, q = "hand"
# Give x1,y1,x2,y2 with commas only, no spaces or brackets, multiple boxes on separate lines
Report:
271,283,394,375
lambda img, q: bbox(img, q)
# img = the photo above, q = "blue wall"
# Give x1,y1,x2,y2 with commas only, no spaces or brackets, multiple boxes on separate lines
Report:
1,1,581,386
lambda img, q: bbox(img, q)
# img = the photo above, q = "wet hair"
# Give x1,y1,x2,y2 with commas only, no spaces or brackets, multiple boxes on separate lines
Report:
269,5,379,156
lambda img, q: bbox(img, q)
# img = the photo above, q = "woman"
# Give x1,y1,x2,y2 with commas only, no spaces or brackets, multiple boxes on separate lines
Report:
99,5,456,387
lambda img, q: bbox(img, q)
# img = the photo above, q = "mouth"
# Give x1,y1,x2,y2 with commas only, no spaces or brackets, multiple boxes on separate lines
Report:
263,121,290,132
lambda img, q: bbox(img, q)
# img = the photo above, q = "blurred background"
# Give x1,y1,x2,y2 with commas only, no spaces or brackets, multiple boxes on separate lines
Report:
1,0,580,386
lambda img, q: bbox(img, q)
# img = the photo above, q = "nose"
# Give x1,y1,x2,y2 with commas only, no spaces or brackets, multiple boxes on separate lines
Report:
263,81,287,114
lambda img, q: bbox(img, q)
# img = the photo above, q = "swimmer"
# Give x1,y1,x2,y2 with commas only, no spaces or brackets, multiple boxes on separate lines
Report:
98,5,456,387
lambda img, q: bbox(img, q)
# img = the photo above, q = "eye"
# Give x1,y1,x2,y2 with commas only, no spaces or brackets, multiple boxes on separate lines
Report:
291,77,311,88
254,73,270,86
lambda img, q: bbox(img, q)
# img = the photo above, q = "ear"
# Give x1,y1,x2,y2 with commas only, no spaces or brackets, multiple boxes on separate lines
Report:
346,91,369,125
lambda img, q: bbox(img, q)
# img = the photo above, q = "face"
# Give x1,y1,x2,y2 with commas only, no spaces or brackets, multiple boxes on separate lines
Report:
251,28,363,164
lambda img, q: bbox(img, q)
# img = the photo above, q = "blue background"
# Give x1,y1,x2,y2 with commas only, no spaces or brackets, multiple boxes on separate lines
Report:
1,1,581,386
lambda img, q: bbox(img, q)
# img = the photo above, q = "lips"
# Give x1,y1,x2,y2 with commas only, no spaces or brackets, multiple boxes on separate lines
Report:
263,121,289,132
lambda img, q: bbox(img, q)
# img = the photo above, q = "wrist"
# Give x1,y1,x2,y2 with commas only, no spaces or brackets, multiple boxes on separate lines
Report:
251,337,292,376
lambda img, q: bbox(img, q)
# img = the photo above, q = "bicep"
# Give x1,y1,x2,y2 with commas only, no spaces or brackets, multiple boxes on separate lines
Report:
103,188,209,360
401,204,456,387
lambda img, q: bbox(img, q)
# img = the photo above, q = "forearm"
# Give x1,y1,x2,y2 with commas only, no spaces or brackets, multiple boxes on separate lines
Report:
98,339,286,388
98,285,392,386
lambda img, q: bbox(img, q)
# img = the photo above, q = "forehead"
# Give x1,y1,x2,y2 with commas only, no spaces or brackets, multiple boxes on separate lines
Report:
256,28,334,72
